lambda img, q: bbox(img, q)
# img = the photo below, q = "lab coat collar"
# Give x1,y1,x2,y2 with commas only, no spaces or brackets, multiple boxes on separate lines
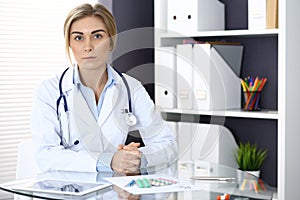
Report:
109,65,123,86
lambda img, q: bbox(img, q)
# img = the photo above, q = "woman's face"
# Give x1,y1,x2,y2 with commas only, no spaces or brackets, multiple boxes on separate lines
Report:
69,16,111,70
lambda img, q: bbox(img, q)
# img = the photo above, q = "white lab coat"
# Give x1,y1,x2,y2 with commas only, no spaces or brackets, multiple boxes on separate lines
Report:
31,66,177,173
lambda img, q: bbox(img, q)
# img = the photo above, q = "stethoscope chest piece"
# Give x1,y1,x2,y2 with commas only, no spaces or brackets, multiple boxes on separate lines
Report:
125,112,137,126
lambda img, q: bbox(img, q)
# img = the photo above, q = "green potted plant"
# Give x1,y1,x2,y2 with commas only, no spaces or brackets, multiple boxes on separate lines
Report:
235,142,268,177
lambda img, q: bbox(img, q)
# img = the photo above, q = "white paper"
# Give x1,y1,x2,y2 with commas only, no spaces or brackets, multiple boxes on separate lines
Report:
104,174,199,195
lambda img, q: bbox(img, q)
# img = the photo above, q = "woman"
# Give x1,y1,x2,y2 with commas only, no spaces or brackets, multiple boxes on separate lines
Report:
31,3,177,174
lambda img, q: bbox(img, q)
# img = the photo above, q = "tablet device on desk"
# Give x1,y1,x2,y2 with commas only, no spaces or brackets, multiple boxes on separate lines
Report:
12,178,111,196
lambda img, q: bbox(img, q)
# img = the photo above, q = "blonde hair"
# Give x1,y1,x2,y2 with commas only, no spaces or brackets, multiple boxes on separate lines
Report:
63,3,117,62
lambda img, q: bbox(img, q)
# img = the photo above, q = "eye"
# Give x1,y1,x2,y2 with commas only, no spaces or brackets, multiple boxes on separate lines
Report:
74,35,83,41
94,34,103,39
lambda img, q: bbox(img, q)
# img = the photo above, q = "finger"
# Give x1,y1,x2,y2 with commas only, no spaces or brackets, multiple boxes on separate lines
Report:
124,156,141,168
114,168,125,174
118,142,139,151
127,142,140,148
125,149,142,158
129,159,141,167
123,145,139,151
125,167,140,174
118,144,125,151
112,151,129,174
123,143,140,151
121,154,140,167
112,150,141,174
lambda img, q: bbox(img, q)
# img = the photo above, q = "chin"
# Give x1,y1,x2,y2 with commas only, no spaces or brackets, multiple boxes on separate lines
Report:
80,62,106,70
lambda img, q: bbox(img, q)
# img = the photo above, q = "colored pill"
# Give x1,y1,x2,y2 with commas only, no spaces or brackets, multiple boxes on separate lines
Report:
142,178,151,188
136,179,145,188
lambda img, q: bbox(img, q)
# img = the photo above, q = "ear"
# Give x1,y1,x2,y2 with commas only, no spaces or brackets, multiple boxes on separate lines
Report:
109,38,114,51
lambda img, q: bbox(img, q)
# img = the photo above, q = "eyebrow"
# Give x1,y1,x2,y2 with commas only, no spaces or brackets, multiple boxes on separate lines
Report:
71,29,107,35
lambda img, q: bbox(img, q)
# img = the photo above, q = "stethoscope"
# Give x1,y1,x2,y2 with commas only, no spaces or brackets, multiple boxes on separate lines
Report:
56,67,137,148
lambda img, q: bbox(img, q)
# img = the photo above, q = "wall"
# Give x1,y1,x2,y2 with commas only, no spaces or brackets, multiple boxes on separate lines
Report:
285,0,300,199
112,0,155,99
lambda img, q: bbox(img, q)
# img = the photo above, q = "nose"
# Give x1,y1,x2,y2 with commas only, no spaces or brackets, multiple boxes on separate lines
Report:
84,38,93,52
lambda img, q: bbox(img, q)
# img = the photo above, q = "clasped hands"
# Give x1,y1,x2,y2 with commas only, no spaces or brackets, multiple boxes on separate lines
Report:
111,142,142,174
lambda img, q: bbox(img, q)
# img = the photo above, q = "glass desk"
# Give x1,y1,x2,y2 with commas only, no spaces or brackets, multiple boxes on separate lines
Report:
0,161,274,200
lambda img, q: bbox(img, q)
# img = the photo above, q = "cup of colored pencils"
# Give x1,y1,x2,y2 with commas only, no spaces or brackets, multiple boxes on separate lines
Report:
240,77,267,111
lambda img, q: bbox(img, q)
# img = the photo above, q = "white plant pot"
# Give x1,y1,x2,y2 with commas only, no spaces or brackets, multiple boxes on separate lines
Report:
237,170,261,192
247,170,260,177
237,169,260,183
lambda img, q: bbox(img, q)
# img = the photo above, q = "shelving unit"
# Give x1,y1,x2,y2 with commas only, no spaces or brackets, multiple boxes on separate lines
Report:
153,0,292,199
160,109,278,120
155,0,300,199
160,29,279,38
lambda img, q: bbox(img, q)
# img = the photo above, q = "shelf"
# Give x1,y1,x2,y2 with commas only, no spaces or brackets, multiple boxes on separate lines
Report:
159,108,278,120
160,29,279,38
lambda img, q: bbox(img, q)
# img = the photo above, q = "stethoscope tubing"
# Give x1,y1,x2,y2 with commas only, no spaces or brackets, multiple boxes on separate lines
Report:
56,67,132,114
113,68,133,113
56,66,135,148
56,67,70,116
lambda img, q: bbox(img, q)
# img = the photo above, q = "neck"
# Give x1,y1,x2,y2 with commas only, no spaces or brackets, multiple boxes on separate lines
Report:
78,66,108,102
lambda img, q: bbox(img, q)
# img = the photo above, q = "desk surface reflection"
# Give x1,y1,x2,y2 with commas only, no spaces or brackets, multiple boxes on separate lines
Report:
0,161,274,200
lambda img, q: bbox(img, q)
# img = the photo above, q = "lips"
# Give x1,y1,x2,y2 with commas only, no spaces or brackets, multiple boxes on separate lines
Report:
82,56,96,60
